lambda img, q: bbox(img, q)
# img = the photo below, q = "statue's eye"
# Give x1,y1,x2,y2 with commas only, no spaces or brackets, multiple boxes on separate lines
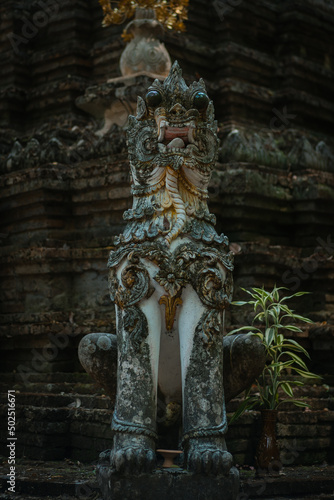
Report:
193,92,209,110
146,90,162,108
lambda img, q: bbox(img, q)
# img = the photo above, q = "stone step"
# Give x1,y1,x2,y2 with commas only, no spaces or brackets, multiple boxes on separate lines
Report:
1,461,334,499
240,466,334,499
0,478,97,499
0,372,95,394
260,496,334,500
1,371,331,398
1,390,332,416
0,392,111,410
2,382,103,395
1,382,333,464
1,400,333,464
2,381,331,416
0,377,102,397
226,396,333,413
0,496,89,500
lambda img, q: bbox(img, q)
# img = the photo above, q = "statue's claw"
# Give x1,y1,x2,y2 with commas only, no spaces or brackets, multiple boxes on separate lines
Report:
111,434,156,475
186,438,233,476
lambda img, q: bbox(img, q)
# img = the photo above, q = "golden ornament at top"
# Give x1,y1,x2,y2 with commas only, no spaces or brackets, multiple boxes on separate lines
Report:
99,0,189,35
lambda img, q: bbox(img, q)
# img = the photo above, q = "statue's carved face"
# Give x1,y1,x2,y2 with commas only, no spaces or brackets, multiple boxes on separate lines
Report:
127,62,219,177
146,85,210,158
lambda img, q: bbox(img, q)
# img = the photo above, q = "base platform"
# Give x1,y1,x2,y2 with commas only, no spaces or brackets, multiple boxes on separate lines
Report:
96,465,240,500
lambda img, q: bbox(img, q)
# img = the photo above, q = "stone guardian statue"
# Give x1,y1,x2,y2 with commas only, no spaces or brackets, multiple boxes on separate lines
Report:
107,61,234,475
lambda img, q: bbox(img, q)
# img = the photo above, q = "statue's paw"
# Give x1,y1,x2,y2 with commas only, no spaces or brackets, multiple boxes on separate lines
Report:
113,444,156,474
187,441,233,475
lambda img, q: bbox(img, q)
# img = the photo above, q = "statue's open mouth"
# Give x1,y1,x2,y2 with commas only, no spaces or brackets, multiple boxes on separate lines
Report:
156,116,198,153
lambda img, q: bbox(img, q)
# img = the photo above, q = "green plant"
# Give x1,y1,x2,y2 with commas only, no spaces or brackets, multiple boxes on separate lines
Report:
228,286,321,423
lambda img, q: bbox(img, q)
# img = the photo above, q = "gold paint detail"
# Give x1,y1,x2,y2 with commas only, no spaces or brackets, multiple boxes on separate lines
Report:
159,294,183,331
160,188,173,209
98,0,189,36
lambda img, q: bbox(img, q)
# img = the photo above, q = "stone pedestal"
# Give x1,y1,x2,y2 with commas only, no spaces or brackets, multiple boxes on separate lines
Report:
97,465,240,500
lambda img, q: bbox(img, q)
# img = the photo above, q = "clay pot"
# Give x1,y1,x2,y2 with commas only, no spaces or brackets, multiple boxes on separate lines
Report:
157,449,182,468
255,409,281,473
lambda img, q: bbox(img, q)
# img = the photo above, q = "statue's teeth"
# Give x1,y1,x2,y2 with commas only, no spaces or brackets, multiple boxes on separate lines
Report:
188,121,196,144
158,125,165,142
158,120,167,142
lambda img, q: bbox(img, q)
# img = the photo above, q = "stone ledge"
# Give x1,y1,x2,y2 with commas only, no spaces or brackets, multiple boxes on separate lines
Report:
97,465,240,500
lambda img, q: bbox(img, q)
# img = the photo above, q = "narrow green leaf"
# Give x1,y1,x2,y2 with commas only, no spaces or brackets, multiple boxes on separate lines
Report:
231,301,248,306
227,326,260,336
242,288,258,298
292,367,322,379
254,311,265,321
291,400,309,408
273,287,279,301
277,333,284,344
259,392,271,409
253,300,262,311
284,380,304,386
282,339,310,358
270,360,294,368
229,397,258,423
280,382,294,397
281,291,311,302
281,345,310,359
280,304,294,313
252,287,268,298
286,352,308,370
250,332,264,341
278,399,309,408
283,325,303,332
290,314,313,324
265,327,275,346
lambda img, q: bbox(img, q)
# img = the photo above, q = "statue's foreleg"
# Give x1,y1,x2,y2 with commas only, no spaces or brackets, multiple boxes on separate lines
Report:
179,277,233,475
110,259,162,474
